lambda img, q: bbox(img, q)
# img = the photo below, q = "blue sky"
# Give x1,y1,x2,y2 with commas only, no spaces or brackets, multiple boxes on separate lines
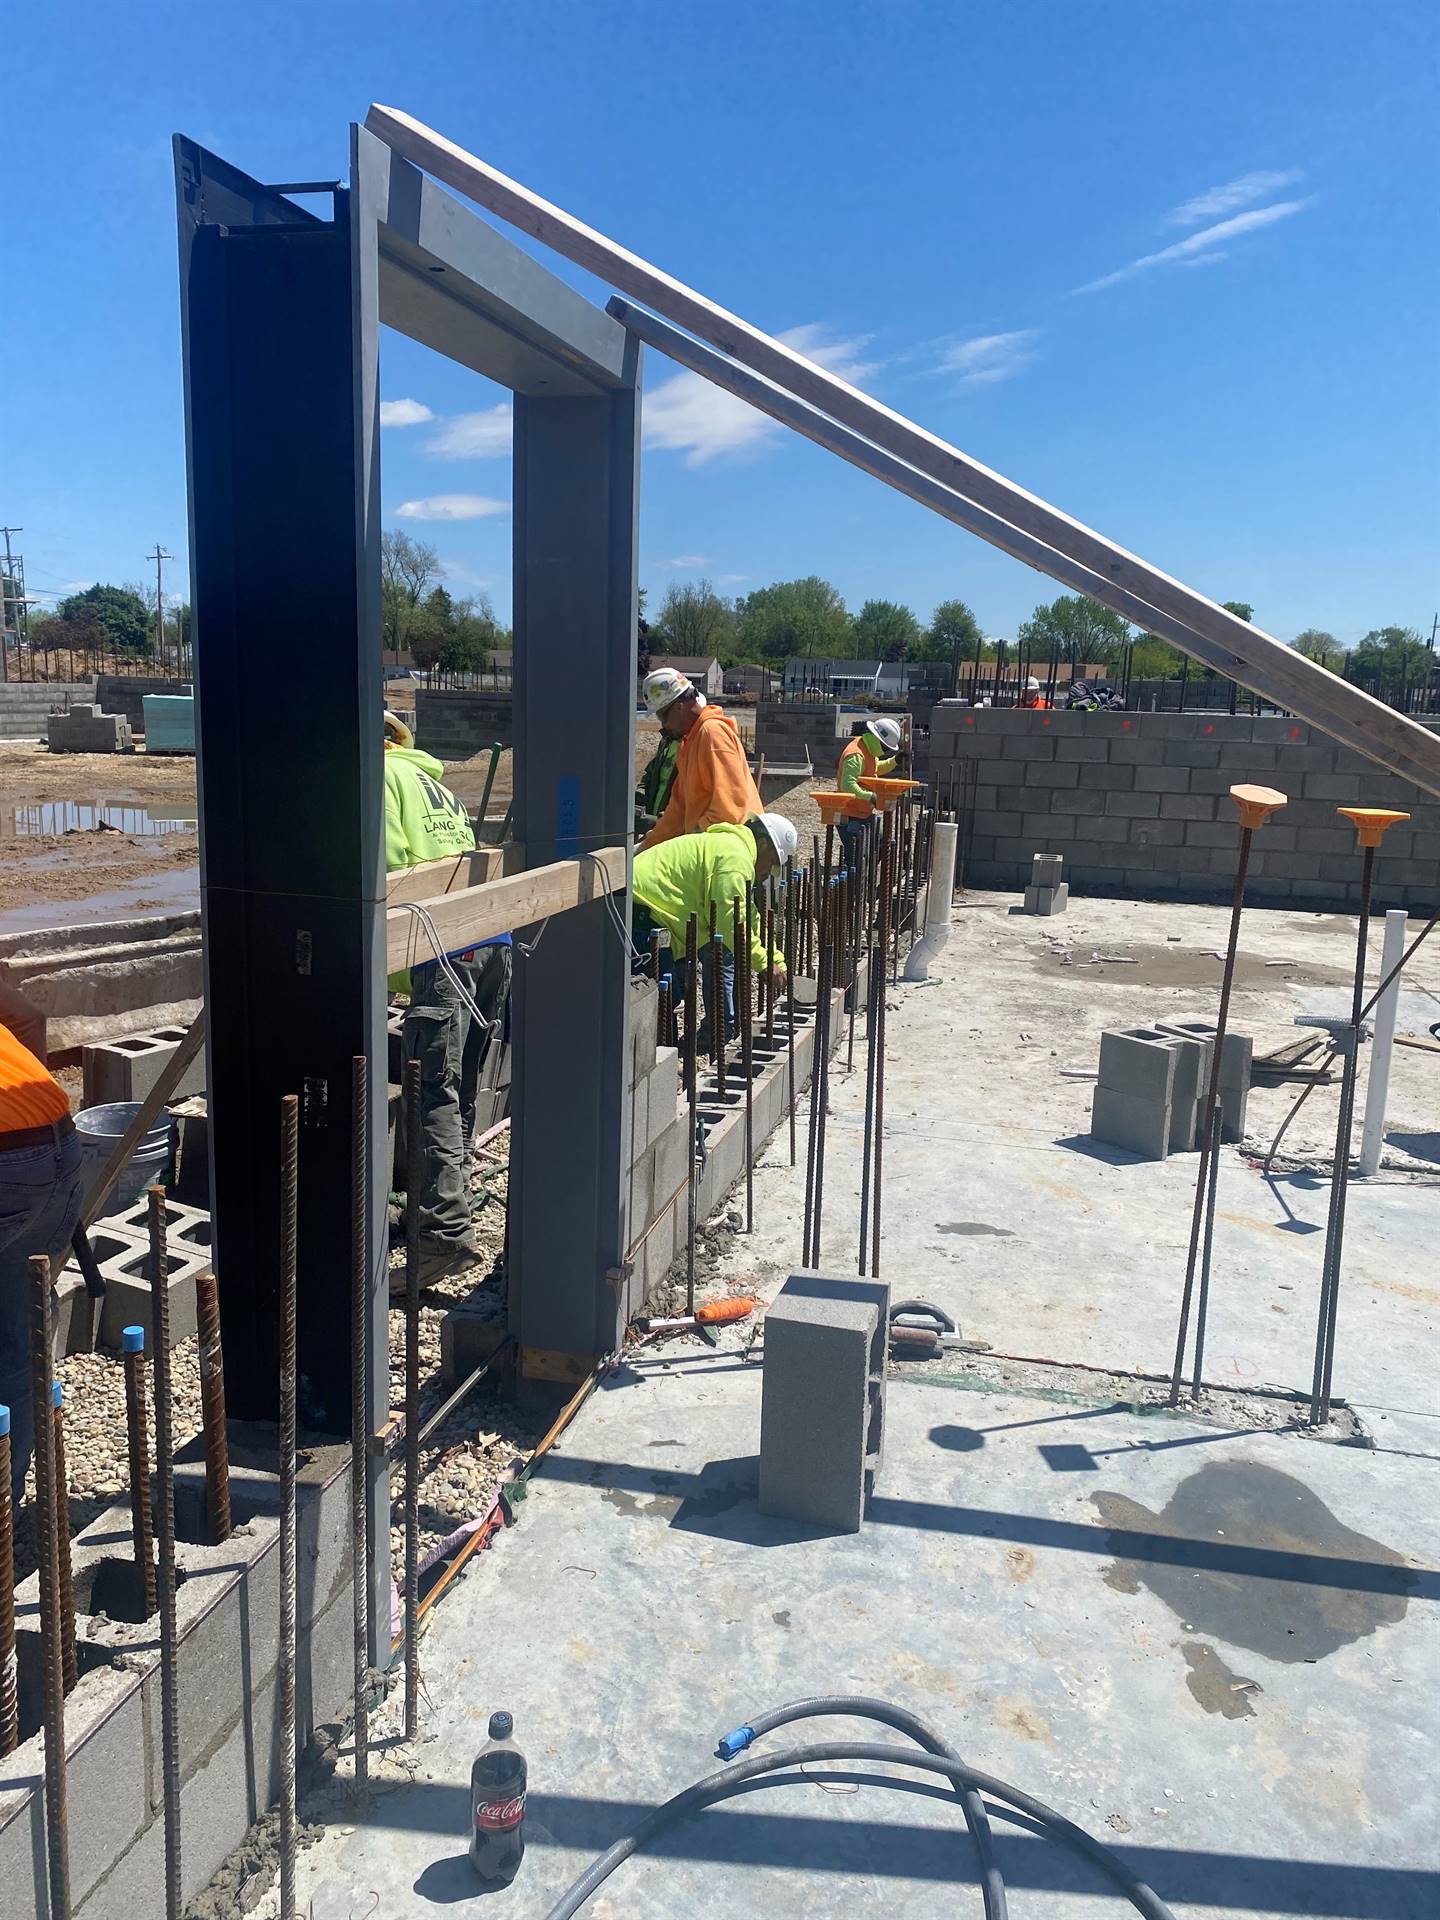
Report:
9,0,1437,647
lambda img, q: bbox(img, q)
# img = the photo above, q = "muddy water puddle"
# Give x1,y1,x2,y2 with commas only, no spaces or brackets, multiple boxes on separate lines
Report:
1029,940,1347,989
5,800,198,838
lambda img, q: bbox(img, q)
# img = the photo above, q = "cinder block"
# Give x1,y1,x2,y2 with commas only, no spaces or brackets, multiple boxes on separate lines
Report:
1090,1084,1172,1160
1097,1028,1178,1104
96,1239,208,1349
1154,1021,1252,1141
1022,883,1069,915
1030,852,1063,882
82,1024,205,1109
629,977,659,1086
1105,790,1162,818
1134,765,1192,793
171,1095,209,1206
643,1047,680,1153
440,1298,508,1387
759,1272,889,1533
1104,1026,1203,1151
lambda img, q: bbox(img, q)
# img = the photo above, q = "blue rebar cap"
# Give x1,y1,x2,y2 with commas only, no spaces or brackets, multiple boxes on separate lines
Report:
122,1326,145,1354
51,1380,63,1408
0,1404,9,1436
716,1725,756,1760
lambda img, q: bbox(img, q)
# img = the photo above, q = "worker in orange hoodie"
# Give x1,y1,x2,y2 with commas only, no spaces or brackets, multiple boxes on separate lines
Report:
640,668,764,1034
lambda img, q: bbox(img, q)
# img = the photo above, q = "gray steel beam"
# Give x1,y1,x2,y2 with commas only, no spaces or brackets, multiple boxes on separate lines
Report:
508,345,641,1364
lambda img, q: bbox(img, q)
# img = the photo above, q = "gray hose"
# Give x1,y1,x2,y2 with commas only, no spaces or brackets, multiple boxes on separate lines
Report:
543,1712,1176,1920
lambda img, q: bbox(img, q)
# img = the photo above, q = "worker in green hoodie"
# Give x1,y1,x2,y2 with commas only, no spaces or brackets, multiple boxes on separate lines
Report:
384,712,510,1287
631,814,795,1043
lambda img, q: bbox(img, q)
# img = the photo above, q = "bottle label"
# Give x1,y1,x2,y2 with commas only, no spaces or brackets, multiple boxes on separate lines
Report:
476,1791,526,1832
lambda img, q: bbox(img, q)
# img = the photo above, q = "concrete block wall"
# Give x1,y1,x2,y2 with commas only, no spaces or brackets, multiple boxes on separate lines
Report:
0,682,94,739
94,675,192,735
930,707,1440,910
0,1438,353,1920
755,701,846,772
414,690,513,759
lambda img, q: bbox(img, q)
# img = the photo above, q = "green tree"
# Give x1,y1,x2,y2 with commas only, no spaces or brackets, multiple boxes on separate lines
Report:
851,598,920,663
914,597,980,664
380,529,440,660
1221,600,1254,623
1293,628,1344,672
57,582,151,654
652,578,739,661
1352,626,1431,682
736,576,851,664
1128,637,1187,680
1016,594,1130,670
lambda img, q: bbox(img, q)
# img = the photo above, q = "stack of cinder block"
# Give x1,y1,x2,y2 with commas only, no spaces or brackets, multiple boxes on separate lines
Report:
759,1271,890,1533
82,1022,206,1109
46,703,134,753
52,1191,211,1359
1023,851,1068,915
622,976,688,1320
1091,1021,1252,1160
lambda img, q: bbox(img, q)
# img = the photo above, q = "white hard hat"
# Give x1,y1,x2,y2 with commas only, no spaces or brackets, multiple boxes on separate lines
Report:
866,716,903,753
383,710,414,749
643,668,702,716
754,813,799,864
1025,677,1041,693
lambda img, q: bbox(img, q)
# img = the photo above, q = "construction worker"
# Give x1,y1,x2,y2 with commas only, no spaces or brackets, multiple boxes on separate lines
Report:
632,815,795,1042
640,669,763,848
0,1020,84,1502
1018,676,1050,710
384,711,511,1287
634,731,679,837
836,714,903,871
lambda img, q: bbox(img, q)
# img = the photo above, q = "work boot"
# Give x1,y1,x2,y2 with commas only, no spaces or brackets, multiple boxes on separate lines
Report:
389,1235,481,1296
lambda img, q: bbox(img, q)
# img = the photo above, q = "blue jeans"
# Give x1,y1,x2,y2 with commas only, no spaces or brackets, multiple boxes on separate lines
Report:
631,907,735,1041
0,1124,84,1503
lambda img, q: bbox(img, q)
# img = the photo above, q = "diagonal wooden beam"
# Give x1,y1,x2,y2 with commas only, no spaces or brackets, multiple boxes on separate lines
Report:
364,103,1440,800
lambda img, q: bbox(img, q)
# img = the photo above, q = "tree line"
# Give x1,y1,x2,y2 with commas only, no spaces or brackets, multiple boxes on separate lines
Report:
17,582,191,659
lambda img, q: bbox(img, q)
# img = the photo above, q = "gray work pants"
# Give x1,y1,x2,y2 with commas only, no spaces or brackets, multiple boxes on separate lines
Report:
399,945,511,1251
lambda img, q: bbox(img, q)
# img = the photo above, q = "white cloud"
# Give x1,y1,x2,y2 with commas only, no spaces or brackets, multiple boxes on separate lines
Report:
644,324,878,467
1073,199,1312,295
715,572,751,586
424,404,514,459
394,495,510,522
379,398,434,428
438,557,498,589
1165,170,1303,227
1178,252,1228,270
660,553,711,568
936,329,1041,389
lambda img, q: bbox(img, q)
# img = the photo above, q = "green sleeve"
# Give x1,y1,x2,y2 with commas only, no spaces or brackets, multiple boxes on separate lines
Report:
838,747,867,798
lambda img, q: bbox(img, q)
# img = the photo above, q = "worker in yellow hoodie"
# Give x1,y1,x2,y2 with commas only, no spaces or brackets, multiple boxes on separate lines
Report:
632,816,794,1045
384,712,509,1287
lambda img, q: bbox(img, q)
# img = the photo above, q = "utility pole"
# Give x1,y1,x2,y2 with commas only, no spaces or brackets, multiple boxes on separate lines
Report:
1,526,24,684
148,544,173,677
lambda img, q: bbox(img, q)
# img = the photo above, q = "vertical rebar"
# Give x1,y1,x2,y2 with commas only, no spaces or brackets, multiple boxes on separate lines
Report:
50,1384,76,1695
785,870,798,1167
763,884,776,1048
194,1271,231,1543
871,811,895,1278
29,1256,70,1918
709,902,727,1095
684,915,699,1314
402,1060,421,1744
740,886,754,1234
649,929,661,982
278,1096,300,1920
121,1328,157,1615
1189,1102,1224,1400
1312,844,1378,1424
656,978,672,1053
349,1054,370,1812
0,1408,17,1757
1169,825,1255,1404
810,879,838,1267
148,1185,181,1920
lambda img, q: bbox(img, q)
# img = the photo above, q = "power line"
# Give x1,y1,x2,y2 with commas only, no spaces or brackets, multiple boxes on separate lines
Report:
148,543,174,676
1,527,26,684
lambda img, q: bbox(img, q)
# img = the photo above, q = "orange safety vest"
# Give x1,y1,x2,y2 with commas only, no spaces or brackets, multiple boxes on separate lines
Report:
0,1023,69,1133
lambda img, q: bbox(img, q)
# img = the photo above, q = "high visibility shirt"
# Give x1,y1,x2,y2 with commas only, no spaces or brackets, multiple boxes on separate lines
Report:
837,732,896,806
632,823,780,972
637,736,679,820
384,744,477,872
0,1023,69,1132
642,705,762,848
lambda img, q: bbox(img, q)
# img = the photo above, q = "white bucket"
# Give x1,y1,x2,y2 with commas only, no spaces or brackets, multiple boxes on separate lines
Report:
75,1102,177,1213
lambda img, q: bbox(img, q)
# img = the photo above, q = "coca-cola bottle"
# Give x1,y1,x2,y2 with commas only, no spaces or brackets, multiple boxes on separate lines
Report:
470,1710,526,1885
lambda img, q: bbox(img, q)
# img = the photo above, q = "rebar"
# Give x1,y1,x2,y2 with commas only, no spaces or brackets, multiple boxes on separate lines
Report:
148,1185,181,1920
0,1409,17,1757
1169,824,1255,1405
29,1256,70,1918
808,879,838,1267
402,1059,421,1743
1189,1103,1224,1400
871,810,895,1278
1311,843,1377,1424
120,1328,158,1616
649,929,662,982
709,902,726,1090
846,851,860,1074
50,1385,76,1695
278,1095,300,1920
194,1270,231,1543
685,914,699,1314
656,978,672,1053
763,884,776,1048
739,887,754,1234
784,870,798,1167
349,1054,370,1811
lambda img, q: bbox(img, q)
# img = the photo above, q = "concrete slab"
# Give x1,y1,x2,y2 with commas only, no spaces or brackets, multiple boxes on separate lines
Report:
290,1361,1438,1918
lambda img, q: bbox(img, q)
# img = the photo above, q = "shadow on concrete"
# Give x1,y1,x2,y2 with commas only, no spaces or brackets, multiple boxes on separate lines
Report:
1052,1132,1147,1165
535,1451,1437,1598
370,1772,1440,1915
1387,1129,1440,1165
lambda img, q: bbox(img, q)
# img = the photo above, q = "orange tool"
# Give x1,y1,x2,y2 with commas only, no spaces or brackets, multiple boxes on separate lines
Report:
815,791,872,823
857,775,922,812
1228,783,1288,829
1337,806,1409,847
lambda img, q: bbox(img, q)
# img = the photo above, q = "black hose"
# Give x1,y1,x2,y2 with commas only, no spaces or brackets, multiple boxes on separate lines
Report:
744,1696,1004,1920
543,1712,1176,1920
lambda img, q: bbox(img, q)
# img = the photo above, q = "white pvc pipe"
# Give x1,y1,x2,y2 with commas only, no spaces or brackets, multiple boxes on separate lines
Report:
1358,908,1408,1177
904,821,958,982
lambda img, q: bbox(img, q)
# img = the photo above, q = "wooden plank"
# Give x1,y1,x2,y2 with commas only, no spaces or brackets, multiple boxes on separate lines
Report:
383,845,510,903
364,104,1440,801
385,845,627,974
